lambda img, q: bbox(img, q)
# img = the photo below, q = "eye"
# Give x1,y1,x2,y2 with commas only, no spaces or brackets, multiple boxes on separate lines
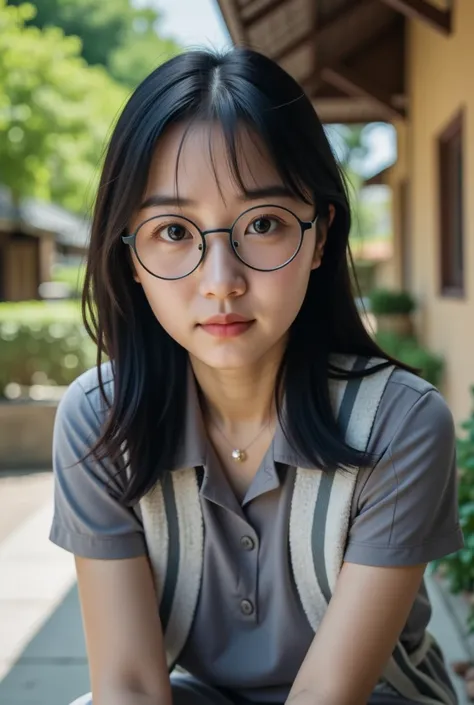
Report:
154,222,192,242
247,216,279,235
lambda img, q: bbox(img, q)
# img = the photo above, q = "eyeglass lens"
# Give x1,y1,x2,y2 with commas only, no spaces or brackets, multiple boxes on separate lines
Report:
133,205,304,279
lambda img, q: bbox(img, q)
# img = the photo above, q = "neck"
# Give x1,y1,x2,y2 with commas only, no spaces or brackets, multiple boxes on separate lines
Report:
189,342,284,434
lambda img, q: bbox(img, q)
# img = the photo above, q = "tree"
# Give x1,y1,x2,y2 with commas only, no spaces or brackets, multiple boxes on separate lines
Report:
0,0,128,211
6,0,180,87
325,124,371,171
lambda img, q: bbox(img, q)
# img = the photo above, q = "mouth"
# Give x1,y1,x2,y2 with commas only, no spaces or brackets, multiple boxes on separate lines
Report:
198,315,255,338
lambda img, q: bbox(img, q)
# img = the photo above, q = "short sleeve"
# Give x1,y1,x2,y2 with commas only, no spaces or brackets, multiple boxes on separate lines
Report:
344,388,464,567
49,370,147,559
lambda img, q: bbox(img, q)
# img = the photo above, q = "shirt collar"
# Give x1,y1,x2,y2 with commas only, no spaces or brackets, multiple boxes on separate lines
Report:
169,362,208,471
168,361,316,475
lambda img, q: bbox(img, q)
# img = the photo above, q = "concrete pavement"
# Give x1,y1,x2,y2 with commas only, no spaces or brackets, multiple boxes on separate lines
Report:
0,470,470,704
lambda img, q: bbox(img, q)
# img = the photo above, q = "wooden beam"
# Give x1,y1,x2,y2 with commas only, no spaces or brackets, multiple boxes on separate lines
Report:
270,0,381,71
241,0,291,28
377,0,452,34
321,65,405,120
272,30,314,63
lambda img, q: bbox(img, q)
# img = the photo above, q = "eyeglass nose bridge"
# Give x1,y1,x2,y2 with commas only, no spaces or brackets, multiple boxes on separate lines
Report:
199,226,236,247
193,226,242,262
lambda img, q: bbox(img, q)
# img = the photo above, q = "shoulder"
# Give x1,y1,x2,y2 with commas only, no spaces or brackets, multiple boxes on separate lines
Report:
369,365,454,455
55,362,115,435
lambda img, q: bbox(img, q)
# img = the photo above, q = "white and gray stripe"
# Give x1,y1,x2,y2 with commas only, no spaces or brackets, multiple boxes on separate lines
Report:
290,356,394,617
141,467,203,670
383,637,457,704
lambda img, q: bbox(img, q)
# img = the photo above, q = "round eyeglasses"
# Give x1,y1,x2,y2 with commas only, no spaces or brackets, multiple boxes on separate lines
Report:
122,204,318,281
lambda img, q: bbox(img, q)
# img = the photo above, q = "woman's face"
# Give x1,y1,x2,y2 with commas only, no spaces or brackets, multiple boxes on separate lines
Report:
128,122,328,371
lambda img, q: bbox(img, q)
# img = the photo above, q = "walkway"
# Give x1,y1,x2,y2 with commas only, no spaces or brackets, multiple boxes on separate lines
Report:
0,469,471,704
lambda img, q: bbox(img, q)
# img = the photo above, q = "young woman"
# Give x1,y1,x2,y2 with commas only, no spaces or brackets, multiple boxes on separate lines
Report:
50,48,464,705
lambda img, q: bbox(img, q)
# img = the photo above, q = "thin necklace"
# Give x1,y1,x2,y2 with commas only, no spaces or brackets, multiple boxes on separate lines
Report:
211,417,273,462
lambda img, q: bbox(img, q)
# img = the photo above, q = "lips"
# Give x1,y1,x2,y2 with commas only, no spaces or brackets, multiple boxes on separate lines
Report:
200,313,251,326
198,314,255,338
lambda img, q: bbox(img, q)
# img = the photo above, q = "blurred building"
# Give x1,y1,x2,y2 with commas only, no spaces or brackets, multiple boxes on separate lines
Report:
216,0,473,422
0,186,89,302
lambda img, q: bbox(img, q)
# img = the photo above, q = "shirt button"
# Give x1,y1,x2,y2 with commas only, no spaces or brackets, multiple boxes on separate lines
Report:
240,535,255,551
240,599,254,616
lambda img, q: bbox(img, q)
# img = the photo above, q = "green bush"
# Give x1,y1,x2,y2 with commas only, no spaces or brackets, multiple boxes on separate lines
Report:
369,288,416,315
0,301,95,395
376,331,444,388
351,260,377,297
432,386,474,632
52,264,86,298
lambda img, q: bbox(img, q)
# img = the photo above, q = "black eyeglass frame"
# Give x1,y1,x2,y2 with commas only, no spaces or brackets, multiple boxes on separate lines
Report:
122,204,319,281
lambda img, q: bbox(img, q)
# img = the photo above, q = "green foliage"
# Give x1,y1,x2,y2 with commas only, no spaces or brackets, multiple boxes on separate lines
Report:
6,0,180,88
0,300,81,322
375,332,444,388
0,300,95,394
369,288,416,315
432,386,474,631
51,263,86,297
0,0,128,211
107,8,179,88
325,124,371,171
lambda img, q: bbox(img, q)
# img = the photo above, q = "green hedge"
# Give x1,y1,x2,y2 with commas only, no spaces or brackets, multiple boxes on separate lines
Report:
0,301,96,395
51,264,86,298
369,288,416,315
376,331,444,388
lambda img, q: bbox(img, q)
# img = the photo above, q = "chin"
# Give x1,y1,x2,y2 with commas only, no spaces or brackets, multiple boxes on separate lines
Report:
190,344,266,371
200,353,259,370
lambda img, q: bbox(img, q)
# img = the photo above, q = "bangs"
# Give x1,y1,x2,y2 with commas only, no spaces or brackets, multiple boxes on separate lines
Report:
171,92,314,207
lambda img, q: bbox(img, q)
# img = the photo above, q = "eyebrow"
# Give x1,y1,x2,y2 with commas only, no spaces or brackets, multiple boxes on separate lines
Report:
139,185,295,210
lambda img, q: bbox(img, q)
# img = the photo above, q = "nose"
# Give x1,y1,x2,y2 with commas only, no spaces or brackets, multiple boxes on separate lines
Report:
197,231,247,300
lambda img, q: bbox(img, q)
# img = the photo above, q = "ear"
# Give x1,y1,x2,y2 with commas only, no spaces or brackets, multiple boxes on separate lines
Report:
311,204,335,270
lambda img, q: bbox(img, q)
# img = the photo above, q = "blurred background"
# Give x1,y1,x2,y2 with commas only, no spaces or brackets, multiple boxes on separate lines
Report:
0,0,473,703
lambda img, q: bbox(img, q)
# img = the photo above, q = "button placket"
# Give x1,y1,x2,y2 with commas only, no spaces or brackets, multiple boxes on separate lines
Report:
234,518,258,620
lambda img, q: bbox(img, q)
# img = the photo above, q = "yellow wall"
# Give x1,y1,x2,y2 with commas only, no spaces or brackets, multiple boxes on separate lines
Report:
377,120,409,290
403,0,474,422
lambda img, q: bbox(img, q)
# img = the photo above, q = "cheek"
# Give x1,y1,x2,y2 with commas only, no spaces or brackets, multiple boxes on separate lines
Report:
253,256,312,325
138,276,192,341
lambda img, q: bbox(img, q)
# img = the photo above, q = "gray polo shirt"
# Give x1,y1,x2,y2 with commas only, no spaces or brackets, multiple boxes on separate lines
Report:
49,362,463,703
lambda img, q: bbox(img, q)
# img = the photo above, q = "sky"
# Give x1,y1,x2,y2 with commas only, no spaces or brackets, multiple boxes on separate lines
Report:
149,0,396,177
154,0,231,50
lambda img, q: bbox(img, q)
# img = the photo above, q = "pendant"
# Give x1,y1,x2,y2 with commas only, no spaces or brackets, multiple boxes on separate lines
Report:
231,448,246,462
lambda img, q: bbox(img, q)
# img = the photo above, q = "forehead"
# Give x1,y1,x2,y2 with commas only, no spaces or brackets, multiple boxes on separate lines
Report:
144,121,284,203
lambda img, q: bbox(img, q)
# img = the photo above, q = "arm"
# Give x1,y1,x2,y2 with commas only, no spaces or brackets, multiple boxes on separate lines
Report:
287,561,425,705
50,372,172,703
76,554,172,705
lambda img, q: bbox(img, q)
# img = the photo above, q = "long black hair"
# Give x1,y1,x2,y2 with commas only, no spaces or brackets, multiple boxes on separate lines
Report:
83,47,406,504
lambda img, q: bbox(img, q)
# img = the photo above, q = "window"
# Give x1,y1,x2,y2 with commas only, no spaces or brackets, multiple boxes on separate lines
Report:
438,111,465,297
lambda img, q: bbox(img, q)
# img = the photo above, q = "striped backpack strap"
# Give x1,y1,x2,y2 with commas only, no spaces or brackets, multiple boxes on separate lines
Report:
139,467,203,670
382,633,457,705
289,355,395,630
